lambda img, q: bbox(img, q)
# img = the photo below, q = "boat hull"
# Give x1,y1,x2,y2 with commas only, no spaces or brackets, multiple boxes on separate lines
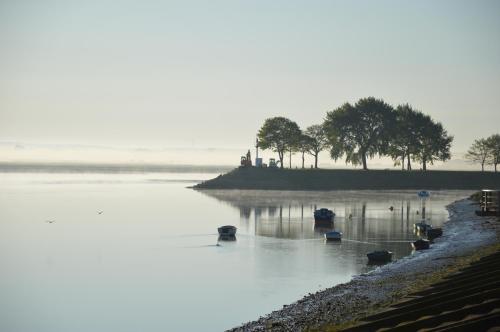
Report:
324,231,342,241
314,209,335,223
412,239,430,250
367,251,393,263
426,228,443,240
218,225,237,240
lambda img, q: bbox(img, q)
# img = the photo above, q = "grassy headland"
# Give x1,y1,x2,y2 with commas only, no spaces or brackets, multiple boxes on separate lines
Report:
195,167,500,190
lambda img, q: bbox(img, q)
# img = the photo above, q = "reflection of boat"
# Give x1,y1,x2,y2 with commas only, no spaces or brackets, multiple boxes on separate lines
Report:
314,224,333,234
367,250,393,263
218,225,237,240
418,190,430,198
314,208,335,222
412,239,430,250
324,231,342,241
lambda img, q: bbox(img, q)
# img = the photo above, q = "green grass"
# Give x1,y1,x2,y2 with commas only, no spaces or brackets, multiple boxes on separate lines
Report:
195,167,500,190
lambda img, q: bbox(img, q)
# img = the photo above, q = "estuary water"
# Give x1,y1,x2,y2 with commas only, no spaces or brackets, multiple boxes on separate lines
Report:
0,170,471,332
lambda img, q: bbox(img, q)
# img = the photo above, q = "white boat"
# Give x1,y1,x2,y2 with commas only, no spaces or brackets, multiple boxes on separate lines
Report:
324,231,342,241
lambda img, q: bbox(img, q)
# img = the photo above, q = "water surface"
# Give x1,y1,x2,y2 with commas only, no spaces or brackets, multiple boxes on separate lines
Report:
0,171,471,332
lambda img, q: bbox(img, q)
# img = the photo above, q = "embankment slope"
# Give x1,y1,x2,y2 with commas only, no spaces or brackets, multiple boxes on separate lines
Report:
195,167,500,190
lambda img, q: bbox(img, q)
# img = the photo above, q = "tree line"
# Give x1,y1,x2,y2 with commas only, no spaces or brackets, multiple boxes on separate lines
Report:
465,134,500,172
257,97,453,170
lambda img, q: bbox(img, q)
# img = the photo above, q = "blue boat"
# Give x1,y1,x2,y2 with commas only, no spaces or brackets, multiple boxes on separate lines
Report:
324,231,342,241
314,208,335,222
418,190,430,198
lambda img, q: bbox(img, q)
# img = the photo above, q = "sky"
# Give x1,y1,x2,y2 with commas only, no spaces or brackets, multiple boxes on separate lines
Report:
1,0,499,167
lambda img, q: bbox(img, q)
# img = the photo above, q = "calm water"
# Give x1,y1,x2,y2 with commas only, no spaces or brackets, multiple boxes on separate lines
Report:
0,171,471,332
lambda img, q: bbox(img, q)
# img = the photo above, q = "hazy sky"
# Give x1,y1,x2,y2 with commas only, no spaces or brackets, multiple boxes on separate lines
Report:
1,0,499,165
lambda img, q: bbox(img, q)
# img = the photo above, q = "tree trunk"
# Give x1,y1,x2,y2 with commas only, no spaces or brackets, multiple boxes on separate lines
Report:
361,153,368,170
401,154,405,170
315,154,318,169
422,157,427,171
301,151,305,169
407,154,412,171
481,163,484,172
495,163,497,173
279,151,284,169
289,150,292,168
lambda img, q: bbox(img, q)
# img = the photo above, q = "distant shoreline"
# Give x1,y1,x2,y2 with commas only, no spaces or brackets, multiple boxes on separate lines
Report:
195,167,500,190
0,161,232,174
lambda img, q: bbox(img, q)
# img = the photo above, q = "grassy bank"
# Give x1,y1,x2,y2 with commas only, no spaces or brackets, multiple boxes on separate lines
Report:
195,167,500,190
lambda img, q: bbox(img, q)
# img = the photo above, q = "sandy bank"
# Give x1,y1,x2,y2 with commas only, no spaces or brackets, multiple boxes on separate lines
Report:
228,198,499,332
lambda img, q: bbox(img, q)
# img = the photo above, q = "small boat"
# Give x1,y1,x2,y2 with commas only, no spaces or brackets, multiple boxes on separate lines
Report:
367,250,393,263
412,239,430,250
418,190,430,198
324,231,342,241
314,208,335,223
414,221,432,233
426,227,443,240
218,225,237,240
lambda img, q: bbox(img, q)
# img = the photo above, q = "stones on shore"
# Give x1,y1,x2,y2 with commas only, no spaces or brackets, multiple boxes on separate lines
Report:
227,198,499,332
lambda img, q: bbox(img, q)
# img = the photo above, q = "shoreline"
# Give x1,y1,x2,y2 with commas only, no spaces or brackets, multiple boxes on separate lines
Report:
195,167,500,191
228,197,499,332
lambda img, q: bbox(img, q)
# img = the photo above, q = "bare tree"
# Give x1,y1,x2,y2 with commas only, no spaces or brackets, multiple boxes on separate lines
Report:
486,134,500,172
304,125,328,168
465,138,490,171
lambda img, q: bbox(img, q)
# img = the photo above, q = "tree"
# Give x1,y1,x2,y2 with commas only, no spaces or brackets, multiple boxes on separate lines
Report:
324,97,395,170
413,116,453,171
257,117,302,169
304,124,328,168
486,134,500,172
465,138,490,171
298,134,314,168
388,104,422,170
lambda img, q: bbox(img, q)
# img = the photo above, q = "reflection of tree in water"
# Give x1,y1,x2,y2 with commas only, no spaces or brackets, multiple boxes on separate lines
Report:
254,207,263,218
196,189,458,241
240,206,251,219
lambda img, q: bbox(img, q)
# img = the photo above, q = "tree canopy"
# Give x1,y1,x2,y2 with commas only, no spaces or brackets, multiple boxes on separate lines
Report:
257,117,301,168
487,134,500,172
324,97,395,170
304,124,328,168
413,116,453,171
467,134,500,172
465,138,491,171
255,98,455,171
388,104,425,170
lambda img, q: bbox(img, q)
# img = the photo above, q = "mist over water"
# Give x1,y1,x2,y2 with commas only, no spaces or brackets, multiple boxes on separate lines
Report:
0,170,471,332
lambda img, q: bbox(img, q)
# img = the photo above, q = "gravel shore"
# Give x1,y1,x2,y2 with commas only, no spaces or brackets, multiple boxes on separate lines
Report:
228,198,499,332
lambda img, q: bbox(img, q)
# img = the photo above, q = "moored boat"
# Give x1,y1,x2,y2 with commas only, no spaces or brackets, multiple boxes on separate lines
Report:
218,225,237,240
314,208,335,223
367,250,393,263
418,190,430,198
412,239,430,250
324,230,342,241
414,221,432,233
426,227,443,240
